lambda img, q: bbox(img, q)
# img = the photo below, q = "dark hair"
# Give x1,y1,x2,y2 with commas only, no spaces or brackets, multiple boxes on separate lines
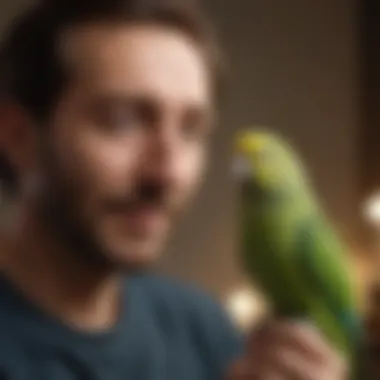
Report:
0,0,223,122
0,0,224,191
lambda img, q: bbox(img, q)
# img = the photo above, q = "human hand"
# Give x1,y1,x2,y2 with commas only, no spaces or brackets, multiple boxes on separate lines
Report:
228,320,347,379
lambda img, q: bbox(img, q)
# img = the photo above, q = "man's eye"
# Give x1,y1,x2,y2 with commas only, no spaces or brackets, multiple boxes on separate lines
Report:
106,108,137,127
99,107,138,130
181,113,212,142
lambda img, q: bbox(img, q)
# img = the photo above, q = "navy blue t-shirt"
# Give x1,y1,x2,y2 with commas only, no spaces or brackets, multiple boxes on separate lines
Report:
0,274,243,380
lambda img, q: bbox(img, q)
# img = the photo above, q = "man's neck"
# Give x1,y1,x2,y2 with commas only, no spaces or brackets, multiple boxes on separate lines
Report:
1,205,122,332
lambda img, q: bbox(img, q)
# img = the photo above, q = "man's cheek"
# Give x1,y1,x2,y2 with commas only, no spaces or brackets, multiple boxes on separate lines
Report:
176,153,206,204
60,148,118,200
80,141,139,190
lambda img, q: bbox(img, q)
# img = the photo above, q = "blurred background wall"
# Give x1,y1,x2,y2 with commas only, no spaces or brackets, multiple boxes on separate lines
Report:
165,0,364,299
0,0,377,325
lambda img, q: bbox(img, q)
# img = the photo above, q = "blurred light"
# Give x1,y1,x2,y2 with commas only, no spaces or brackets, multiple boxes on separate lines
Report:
225,287,265,331
364,192,380,225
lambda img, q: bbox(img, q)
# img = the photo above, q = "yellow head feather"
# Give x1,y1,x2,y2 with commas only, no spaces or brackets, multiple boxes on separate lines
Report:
233,128,308,192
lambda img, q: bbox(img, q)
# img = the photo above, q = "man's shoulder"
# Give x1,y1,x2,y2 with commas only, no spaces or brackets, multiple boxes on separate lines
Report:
133,273,214,301
131,273,228,319
130,273,244,366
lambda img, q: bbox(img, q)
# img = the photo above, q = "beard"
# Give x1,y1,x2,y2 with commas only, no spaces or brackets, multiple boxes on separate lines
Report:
33,140,178,274
36,171,117,272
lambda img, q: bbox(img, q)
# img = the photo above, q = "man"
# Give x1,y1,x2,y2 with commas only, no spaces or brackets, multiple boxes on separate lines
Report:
0,0,346,379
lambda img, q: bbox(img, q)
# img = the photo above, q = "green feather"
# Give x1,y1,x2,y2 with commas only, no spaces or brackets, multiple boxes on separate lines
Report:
235,129,364,379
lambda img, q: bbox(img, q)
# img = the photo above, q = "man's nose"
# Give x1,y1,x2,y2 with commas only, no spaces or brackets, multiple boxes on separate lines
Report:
141,129,180,183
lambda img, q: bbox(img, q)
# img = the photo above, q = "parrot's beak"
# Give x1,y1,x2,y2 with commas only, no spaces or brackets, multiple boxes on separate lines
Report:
232,155,264,198
232,154,252,181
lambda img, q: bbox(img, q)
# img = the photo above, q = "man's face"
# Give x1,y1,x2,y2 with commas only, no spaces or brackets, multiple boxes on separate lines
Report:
25,24,214,270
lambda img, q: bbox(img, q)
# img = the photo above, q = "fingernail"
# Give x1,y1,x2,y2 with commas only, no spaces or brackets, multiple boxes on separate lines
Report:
289,318,319,332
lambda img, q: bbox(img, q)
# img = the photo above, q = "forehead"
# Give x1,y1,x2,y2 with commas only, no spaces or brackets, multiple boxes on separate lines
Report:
59,23,212,106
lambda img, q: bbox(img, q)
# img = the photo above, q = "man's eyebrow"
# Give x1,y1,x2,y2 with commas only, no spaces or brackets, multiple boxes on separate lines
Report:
83,92,158,116
87,92,151,104
83,90,216,126
88,91,214,111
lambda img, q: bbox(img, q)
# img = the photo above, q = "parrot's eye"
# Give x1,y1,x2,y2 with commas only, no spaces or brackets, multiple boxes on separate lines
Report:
232,155,251,180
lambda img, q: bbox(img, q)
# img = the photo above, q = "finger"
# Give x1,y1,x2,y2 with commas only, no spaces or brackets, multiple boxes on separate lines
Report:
227,358,252,380
247,341,347,380
287,321,346,366
229,349,346,380
254,371,283,380
228,357,285,380
260,321,344,364
246,322,322,363
276,350,321,380
272,349,345,380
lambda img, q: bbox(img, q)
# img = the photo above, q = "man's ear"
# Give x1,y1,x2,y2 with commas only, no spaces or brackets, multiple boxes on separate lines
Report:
0,102,37,177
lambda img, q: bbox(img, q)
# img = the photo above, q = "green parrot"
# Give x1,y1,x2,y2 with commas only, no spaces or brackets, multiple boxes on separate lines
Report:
232,128,364,378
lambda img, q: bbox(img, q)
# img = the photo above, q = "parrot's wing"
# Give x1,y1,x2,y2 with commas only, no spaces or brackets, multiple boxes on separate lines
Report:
294,216,366,380
294,216,360,333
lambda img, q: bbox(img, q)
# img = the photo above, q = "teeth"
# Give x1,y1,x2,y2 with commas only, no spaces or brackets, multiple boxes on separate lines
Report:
232,156,251,178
